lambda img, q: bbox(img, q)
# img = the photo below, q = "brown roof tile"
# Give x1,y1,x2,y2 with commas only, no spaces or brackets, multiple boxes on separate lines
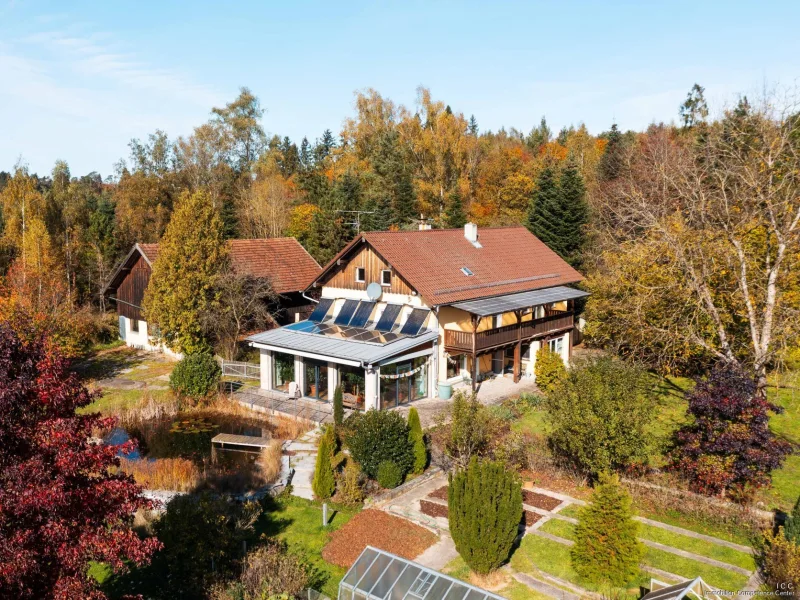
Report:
330,226,582,305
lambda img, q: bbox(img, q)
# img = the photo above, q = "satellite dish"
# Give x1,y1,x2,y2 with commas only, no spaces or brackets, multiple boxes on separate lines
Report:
366,282,383,301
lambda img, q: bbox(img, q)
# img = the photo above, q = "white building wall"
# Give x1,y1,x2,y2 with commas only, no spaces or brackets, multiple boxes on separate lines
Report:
118,316,182,359
260,349,273,390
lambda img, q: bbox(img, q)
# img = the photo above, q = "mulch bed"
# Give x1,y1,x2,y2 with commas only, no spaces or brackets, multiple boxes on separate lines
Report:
523,510,542,527
522,489,562,511
322,509,438,568
428,485,449,501
419,499,449,519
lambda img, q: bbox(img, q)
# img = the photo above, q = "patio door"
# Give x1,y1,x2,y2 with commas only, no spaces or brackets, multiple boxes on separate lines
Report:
304,359,328,401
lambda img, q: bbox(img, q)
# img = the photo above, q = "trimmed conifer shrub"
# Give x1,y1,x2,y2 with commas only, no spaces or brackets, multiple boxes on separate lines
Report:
448,458,522,574
784,495,800,544
333,385,344,427
343,410,413,479
312,429,335,500
169,352,221,398
376,460,404,489
570,472,644,586
407,406,427,474
534,346,566,394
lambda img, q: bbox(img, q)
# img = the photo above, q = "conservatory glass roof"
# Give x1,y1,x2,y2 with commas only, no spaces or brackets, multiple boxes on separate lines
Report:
338,547,505,600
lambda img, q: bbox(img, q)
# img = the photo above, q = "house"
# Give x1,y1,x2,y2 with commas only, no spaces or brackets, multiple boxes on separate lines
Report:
103,238,321,353
246,223,587,410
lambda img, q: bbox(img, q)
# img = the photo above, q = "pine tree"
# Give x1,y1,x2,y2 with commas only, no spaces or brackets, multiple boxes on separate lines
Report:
570,472,644,587
299,137,311,170
468,115,479,136
558,163,589,269
312,429,336,500
333,386,344,427
680,83,709,129
598,123,625,181
448,458,522,574
407,407,427,474
143,190,228,354
443,188,467,229
526,167,561,248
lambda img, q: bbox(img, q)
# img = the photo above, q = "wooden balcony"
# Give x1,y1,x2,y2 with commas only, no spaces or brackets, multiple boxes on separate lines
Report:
443,312,574,353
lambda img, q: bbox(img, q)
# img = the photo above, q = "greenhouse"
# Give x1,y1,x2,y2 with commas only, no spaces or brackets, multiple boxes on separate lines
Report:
338,547,505,600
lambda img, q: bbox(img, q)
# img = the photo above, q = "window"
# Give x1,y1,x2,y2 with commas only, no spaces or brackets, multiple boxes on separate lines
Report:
272,352,294,392
446,354,465,379
381,269,392,286
355,266,366,283
548,336,564,355
460,267,474,276
130,318,139,333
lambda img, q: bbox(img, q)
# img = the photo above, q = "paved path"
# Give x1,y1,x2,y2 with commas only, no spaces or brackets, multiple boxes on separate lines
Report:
414,533,459,571
286,428,320,500
512,572,582,600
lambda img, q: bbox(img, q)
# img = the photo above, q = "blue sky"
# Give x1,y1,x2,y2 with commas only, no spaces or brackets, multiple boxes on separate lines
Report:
1,0,798,177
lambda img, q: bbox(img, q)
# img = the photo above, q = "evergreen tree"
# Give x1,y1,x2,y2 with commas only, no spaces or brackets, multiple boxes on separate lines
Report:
407,406,427,474
333,386,344,427
443,188,467,229
598,123,625,181
570,472,644,586
299,137,311,170
448,458,522,574
526,167,561,249
784,495,800,544
558,163,589,268
680,83,709,129
526,116,551,151
468,115,479,136
143,190,228,354
312,429,336,500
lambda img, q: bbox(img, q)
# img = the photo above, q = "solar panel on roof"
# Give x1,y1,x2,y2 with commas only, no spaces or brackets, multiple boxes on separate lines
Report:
349,301,375,328
308,298,333,322
400,309,430,336
375,304,402,332
334,299,359,325
285,321,319,333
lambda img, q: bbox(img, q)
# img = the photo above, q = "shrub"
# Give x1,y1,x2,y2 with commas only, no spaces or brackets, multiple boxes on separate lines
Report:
534,346,566,393
313,429,336,500
210,541,314,600
336,460,364,504
571,472,644,587
755,528,800,593
448,458,522,574
670,361,792,496
785,496,800,544
432,391,499,470
333,385,344,426
169,352,221,398
344,410,413,479
377,460,404,489
544,356,653,475
152,493,262,598
118,457,200,492
408,406,427,474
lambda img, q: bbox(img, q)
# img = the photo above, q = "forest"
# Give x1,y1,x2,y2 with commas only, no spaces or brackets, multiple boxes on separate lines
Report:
1,83,799,385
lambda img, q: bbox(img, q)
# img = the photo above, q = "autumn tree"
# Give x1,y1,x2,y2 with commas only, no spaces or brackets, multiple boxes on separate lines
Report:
144,189,229,354
0,323,159,598
587,96,800,390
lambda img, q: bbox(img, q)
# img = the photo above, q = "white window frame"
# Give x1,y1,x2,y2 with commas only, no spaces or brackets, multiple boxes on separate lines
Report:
381,269,392,287
355,266,366,283
548,336,564,355
130,318,139,333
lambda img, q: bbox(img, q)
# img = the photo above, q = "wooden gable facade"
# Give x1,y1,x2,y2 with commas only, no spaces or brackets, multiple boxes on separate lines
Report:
116,253,151,321
315,242,417,297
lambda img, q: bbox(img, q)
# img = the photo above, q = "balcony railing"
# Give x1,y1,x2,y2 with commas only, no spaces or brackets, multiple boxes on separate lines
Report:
443,312,574,353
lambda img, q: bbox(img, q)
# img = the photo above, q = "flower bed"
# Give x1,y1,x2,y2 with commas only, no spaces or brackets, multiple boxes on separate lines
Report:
523,509,542,527
322,509,437,568
419,499,449,519
428,485,449,501
522,489,562,511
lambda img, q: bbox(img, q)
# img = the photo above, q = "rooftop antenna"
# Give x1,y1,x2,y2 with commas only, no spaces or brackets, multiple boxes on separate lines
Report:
336,210,375,233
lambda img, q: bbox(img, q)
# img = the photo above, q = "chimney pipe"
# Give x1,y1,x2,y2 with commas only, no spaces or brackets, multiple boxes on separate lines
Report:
464,222,478,243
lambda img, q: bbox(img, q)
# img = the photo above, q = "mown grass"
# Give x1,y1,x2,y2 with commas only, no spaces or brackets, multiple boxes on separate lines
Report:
79,387,173,416
442,556,553,600
538,518,750,592
256,495,360,599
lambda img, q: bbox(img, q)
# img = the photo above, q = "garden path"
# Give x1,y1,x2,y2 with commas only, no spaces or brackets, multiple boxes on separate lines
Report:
286,428,320,500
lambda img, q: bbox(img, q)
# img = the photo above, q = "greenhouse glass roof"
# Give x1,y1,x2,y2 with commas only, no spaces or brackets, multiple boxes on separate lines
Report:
338,547,506,600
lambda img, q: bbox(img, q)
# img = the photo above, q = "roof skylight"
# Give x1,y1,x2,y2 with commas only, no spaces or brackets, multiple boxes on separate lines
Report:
460,267,474,276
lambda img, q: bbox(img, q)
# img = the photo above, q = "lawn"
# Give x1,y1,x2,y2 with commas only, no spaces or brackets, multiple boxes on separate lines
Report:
442,556,553,600
256,495,361,598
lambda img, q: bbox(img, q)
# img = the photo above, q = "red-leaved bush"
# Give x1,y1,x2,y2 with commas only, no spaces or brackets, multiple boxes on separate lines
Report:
0,322,160,599
670,361,793,497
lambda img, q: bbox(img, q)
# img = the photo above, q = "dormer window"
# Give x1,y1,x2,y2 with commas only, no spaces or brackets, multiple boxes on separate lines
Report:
355,267,366,283
381,269,392,286
460,267,474,276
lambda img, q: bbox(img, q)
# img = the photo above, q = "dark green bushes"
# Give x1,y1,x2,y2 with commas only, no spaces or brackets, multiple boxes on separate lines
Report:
407,406,427,474
344,410,413,479
169,353,221,398
377,460,404,489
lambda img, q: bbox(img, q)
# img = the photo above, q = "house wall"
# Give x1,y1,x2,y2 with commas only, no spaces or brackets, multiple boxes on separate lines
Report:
118,316,182,359
319,244,415,296
116,255,151,320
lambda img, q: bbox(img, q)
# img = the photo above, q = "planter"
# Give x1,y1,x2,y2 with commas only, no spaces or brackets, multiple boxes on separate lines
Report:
437,382,453,400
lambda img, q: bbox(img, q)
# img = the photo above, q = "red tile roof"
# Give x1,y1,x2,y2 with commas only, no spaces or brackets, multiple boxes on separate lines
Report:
112,238,320,294
317,226,583,306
